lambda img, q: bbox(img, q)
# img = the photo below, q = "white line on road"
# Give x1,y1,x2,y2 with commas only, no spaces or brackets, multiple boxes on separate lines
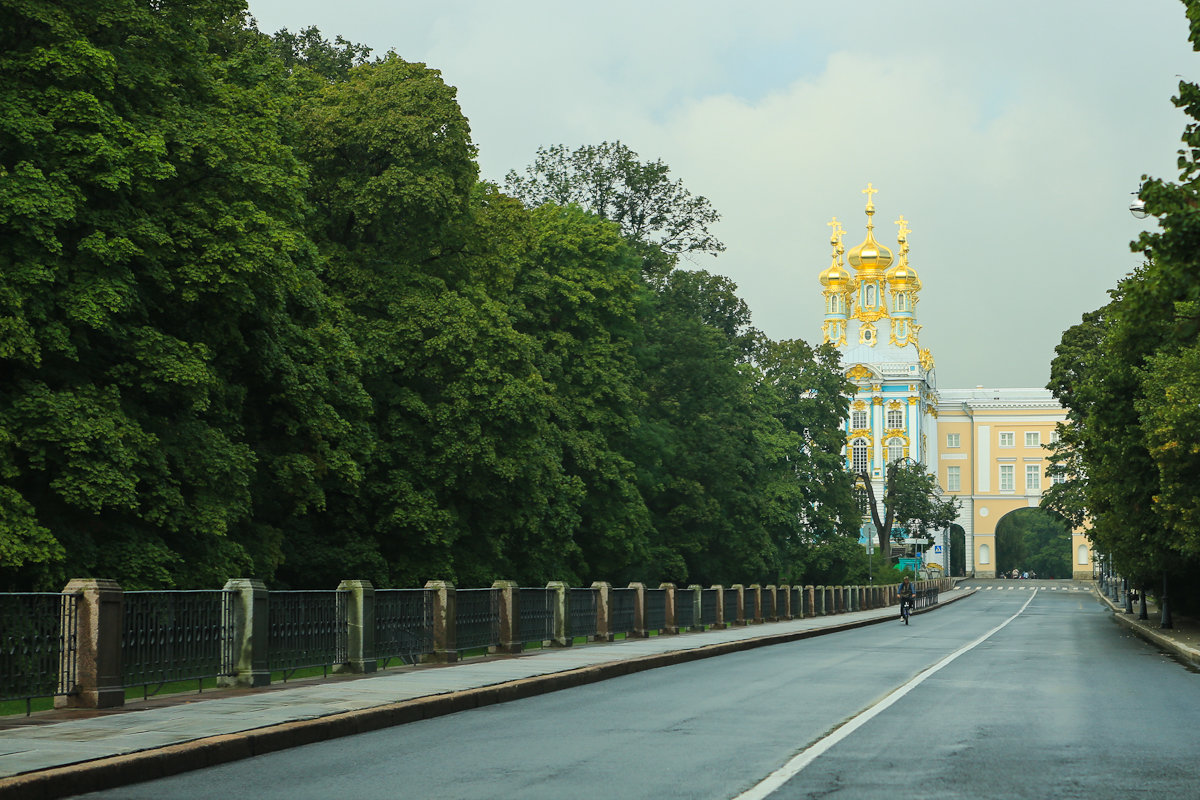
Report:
731,589,1039,800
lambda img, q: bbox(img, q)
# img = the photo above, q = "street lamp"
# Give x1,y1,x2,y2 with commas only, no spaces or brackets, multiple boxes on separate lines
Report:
1130,196,1148,219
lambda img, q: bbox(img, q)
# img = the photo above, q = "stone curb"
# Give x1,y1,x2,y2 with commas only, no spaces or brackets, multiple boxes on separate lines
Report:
0,589,974,800
1096,588,1200,670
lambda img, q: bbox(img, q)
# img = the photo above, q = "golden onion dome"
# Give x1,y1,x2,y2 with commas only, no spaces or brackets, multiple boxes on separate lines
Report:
847,187,893,271
886,215,919,288
886,260,921,289
846,230,893,271
820,260,851,290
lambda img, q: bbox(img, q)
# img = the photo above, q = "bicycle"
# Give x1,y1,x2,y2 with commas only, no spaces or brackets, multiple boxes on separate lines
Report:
900,596,913,625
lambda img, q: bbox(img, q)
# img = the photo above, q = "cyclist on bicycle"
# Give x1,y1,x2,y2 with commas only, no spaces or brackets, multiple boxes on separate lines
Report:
898,577,915,620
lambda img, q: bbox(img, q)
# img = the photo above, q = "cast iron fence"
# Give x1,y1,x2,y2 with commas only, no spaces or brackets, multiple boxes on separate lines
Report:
519,588,554,645
723,589,740,625
376,588,433,666
122,590,234,697
609,587,635,636
701,588,719,626
267,590,347,679
675,589,696,629
455,588,500,653
0,593,77,714
644,588,667,632
568,588,598,639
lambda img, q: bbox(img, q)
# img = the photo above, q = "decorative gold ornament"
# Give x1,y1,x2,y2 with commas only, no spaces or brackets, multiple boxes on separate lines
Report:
846,364,873,381
918,348,935,370
872,396,883,405
852,399,867,410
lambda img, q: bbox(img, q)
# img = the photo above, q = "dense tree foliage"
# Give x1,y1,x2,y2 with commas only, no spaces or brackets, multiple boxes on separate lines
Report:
1045,0,1200,613
0,3,859,591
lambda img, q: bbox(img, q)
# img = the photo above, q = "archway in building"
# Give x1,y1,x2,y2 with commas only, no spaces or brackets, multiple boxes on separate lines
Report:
993,507,1072,579
949,524,966,577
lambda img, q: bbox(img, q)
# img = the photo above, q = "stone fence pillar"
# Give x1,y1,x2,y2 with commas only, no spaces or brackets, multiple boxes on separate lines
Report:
660,583,678,635
426,580,457,663
731,584,746,625
547,581,570,647
492,580,521,654
815,585,826,616
805,585,815,617
219,578,270,689
57,578,124,709
592,581,612,641
336,580,376,674
630,582,647,638
687,585,704,631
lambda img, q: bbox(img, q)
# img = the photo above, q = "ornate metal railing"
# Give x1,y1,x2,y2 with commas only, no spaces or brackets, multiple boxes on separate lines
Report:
700,588,719,626
0,593,77,713
675,589,696,629
723,589,740,625
519,588,554,645
609,587,636,636
122,590,234,697
455,588,500,653
375,589,433,666
644,588,666,631
568,588,598,640
267,590,347,679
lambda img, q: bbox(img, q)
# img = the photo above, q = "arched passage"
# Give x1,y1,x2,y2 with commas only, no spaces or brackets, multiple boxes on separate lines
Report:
993,507,1072,579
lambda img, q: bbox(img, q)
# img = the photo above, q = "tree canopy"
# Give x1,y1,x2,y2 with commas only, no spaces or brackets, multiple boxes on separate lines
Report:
1044,0,1200,611
0,2,861,592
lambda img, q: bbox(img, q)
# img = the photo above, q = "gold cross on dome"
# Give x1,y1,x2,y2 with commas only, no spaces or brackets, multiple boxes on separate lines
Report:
827,216,845,244
862,183,878,207
894,214,910,238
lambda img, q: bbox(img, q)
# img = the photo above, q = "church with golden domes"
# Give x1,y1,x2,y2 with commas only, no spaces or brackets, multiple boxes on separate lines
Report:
821,185,1093,579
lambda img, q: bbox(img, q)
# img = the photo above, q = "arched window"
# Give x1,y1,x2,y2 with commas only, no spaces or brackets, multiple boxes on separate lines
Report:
865,284,876,307
896,293,908,311
887,437,905,463
887,408,903,429
851,438,869,474
1077,544,1089,565
979,543,991,565
851,408,868,429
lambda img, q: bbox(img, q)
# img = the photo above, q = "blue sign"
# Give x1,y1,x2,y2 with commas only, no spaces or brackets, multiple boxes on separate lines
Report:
934,545,943,553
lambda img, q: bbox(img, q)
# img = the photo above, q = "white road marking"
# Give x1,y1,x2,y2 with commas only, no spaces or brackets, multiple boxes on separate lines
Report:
731,589,1039,800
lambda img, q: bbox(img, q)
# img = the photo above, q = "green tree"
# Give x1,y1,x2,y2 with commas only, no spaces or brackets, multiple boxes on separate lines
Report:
504,141,725,269
858,460,958,564
0,0,369,589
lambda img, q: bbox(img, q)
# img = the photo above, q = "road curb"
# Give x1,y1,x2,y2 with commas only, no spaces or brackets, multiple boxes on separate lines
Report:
0,590,974,800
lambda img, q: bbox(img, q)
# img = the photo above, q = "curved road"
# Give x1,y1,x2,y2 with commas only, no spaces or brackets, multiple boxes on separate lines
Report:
77,584,1200,799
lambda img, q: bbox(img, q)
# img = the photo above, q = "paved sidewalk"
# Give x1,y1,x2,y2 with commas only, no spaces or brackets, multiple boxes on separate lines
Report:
1094,586,1200,670
0,587,975,799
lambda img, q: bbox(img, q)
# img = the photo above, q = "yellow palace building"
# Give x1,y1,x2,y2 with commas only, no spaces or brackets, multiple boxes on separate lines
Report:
819,185,1093,579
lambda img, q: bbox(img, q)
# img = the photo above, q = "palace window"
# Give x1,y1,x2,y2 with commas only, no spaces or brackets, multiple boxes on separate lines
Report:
998,432,1015,448
851,439,870,474
887,408,904,429
851,408,868,429
946,465,961,492
946,432,960,448
887,437,905,463
1050,429,1061,444
895,293,908,311
999,464,1015,491
1026,464,1042,491
1025,432,1041,448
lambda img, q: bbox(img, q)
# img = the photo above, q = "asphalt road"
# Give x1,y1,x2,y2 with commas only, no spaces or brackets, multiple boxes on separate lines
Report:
76,585,1200,800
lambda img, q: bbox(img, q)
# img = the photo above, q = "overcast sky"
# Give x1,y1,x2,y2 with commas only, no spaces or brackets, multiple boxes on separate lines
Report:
245,0,1197,390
